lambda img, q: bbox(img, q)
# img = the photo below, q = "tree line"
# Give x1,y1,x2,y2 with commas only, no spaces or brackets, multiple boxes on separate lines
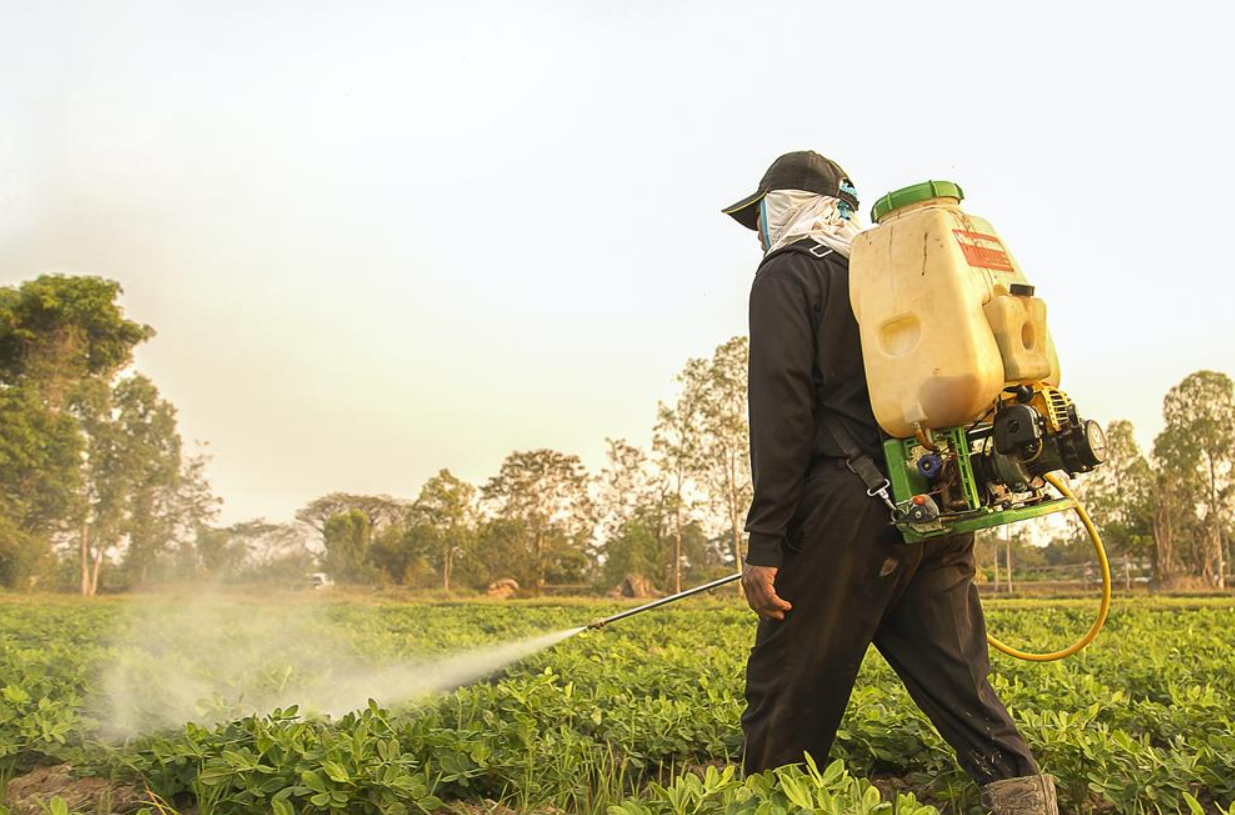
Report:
1078,371,1234,589
255,335,755,594
0,274,1230,594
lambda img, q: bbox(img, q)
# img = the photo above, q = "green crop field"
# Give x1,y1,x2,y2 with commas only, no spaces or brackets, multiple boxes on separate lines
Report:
1,595,1233,815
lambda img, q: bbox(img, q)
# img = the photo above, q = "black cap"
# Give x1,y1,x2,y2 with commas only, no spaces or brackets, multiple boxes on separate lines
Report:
722,151,859,231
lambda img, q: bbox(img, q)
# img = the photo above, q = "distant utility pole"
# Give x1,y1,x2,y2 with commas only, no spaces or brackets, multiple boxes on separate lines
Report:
1004,526,1014,594
992,535,1000,591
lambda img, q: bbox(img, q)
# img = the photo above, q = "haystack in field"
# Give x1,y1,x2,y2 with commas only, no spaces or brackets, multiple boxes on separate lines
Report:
487,578,519,599
613,573,658,598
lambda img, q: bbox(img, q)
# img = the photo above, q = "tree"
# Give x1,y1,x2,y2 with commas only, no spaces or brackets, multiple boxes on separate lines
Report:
0,275,151,589
682,521,728,582
694,337,752,575
0,275,152,410
481,449,595,592
0,385,81,587
194,525,245,578
409,469,478,590
232,521,312,582
296,493,409,541
596,438,676,588
1081,420,1156,561
653,359,708,593
472,518,534,588
596,438,655,543
370,520,434,586
113,375,185,586
1151,464,1203,582
192,520,305,581
367,472,480,590
170,447,223,568
73,378,127,595
74,374,186,594
1154,371,1234,587
322,509,373,582
600,519,660,589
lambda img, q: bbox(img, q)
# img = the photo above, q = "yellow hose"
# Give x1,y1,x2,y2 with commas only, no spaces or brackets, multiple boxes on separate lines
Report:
985,472,1111,662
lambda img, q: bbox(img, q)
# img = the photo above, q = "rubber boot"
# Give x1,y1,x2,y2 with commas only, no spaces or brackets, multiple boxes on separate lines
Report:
980,774,1059,815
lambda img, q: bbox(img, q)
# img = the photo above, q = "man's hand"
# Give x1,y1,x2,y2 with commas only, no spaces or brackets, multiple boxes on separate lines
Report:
742,563,792,621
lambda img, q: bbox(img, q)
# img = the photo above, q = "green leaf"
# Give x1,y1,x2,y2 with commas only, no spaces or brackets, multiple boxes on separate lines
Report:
1,686,29,705
779,776,813,810
1183,793,1207,815
322,760,351,784
301,770,327,792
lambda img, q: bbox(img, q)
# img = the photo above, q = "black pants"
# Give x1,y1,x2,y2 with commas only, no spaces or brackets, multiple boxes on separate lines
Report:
741,461,1038,784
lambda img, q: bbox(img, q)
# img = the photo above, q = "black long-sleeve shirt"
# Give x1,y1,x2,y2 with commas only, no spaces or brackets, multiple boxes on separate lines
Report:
744,239,883,568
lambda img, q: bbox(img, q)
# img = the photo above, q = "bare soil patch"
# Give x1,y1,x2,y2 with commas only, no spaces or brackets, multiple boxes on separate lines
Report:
3,764,146,815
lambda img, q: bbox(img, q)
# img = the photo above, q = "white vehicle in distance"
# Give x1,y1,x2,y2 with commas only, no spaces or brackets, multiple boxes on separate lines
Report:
307,572,334,590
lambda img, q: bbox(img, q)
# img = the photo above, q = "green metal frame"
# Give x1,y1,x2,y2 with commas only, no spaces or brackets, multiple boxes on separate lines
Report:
883,431,1076,544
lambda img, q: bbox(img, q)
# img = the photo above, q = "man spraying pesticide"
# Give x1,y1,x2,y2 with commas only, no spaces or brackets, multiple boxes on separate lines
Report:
589,152,1110,815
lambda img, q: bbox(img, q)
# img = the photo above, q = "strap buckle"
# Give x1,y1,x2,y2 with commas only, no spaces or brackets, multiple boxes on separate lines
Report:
867,479,897,513
808,241,835,259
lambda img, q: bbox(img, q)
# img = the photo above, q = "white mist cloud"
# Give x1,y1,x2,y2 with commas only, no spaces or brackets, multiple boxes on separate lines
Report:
95,595,581,738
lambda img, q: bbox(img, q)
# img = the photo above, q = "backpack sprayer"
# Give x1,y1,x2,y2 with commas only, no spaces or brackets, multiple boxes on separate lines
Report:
591,181,1112,663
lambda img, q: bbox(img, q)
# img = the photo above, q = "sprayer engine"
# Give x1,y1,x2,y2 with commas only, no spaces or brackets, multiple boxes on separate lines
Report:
981,386,1107,492
884,385,1106,542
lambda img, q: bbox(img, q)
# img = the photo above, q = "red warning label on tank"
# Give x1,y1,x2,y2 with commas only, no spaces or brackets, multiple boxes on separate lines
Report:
953,230,1015,272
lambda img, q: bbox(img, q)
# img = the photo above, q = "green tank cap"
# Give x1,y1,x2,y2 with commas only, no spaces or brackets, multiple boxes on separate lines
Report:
871,180,965,223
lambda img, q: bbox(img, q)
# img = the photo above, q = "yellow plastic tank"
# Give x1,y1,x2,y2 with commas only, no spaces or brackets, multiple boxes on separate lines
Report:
849,181,1060,439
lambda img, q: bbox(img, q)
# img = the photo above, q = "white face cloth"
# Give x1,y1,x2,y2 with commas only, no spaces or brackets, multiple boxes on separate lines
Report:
759,189,864,258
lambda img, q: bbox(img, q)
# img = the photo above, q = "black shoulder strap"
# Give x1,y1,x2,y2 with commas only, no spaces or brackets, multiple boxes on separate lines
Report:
762,238,835,266
759,239,890,510
820,412,897,513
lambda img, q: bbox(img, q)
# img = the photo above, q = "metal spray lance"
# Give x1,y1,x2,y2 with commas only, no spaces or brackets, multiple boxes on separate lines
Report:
586,572,743,630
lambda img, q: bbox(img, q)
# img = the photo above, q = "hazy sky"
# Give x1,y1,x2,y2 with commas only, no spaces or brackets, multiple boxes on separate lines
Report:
2,0,1232,524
